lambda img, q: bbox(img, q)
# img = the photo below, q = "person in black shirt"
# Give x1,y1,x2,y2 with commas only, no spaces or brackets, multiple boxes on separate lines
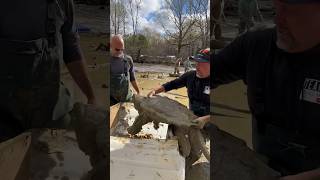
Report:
148,48,210,117
207,0,320,179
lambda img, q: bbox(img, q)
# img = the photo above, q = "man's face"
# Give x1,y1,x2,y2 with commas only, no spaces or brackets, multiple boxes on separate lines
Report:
273,0,320,53
110,39,125,57
196,62,210,78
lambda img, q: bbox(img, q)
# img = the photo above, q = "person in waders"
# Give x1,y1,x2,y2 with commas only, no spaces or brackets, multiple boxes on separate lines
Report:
110,35,140,106
0,0,107,179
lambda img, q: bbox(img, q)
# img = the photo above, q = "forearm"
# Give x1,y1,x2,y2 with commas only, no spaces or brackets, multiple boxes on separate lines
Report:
131,80,140,94
192,115,214,129
154,86,165,94
162,74,187,91
66,60,96,101
198,115,210,122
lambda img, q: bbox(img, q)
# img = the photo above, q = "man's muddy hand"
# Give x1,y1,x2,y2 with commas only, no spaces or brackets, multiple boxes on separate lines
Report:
191,115,210,129
147,90,156,97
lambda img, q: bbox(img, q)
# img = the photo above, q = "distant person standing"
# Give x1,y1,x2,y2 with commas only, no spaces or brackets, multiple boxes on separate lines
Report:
174,58,183,75
110,35,140,105
184,57,193,73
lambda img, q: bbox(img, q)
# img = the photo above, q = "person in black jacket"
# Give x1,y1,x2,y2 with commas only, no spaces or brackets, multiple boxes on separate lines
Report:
202,0,320,179
148,48,210,117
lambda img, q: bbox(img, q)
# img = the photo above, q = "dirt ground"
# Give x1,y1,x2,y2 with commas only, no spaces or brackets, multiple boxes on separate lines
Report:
61,32,108,108
60,3,108,107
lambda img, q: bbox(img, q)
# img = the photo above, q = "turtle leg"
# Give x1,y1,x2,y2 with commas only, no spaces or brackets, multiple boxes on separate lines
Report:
127,112,152,135
187,128,210,165
153,120,160,130
174,126,191,158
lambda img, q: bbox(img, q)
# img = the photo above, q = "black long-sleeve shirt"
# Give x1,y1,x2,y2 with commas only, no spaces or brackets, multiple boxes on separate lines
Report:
163,71,210,116
212,27,320,139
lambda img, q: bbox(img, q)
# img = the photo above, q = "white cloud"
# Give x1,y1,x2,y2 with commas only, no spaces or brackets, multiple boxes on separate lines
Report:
123,0,209,35
140,0,161,17
123,0,163,34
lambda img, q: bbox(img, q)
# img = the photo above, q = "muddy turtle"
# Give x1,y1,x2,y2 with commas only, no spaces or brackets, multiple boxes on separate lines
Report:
127,94,210,164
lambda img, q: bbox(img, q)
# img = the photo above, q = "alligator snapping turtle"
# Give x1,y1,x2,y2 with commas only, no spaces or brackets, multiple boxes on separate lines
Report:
128,95,280,179
127,94,210,164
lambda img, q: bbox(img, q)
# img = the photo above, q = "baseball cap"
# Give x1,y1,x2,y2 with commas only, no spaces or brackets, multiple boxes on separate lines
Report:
191,48,210,63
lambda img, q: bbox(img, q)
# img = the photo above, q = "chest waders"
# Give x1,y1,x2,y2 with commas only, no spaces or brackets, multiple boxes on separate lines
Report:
110,56,133,104
0,0,68,135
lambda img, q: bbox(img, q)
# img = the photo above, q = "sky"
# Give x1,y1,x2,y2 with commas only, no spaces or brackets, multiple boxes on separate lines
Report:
121,0,209,34
135,0,164,33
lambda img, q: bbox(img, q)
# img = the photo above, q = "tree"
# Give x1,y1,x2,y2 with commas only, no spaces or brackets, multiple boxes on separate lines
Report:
192,0,210,48
125,34,149,61
120,0,128,35
110,0,127,35
140,27,168,56
156,0,198,57
128,0,142,37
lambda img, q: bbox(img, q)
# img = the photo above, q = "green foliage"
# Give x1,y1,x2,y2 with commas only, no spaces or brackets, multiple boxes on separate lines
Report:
124,34,149,56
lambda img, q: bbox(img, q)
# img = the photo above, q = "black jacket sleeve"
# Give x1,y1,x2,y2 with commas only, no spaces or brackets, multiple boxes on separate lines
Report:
212,33,251,89
162,71,192,92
